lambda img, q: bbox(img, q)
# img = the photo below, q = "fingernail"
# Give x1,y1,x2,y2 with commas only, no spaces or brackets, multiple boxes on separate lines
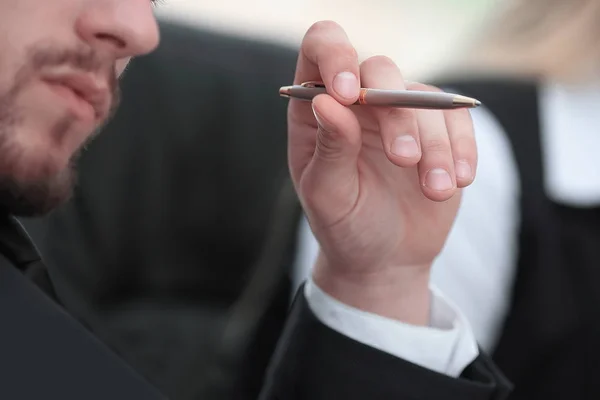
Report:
333,71,359,99
391,135,419,158
455,160,473,180
312,104,332,131
424,168,453,191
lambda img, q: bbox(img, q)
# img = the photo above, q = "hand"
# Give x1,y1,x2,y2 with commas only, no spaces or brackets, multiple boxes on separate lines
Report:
287,21,478,325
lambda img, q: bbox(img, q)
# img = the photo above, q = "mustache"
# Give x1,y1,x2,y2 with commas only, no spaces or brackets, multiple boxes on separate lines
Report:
28,45,118,94
32,45,105,73
26,44,122,121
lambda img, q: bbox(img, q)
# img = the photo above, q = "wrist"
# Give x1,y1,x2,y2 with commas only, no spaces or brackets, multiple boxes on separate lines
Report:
312,252,431,326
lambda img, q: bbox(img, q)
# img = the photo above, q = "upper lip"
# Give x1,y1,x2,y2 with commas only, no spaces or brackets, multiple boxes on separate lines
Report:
43,72,110,120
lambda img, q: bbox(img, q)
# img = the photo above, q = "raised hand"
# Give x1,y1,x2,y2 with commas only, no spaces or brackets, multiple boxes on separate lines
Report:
287,21,477,325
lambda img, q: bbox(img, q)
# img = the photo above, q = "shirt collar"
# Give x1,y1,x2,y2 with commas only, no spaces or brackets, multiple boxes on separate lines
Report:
539,81,600,206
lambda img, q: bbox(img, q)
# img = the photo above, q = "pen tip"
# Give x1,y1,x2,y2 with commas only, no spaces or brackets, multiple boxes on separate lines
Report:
452,95,482,108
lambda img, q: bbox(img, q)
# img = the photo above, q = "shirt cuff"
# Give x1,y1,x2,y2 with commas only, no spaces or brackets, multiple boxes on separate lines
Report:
304,278,480,377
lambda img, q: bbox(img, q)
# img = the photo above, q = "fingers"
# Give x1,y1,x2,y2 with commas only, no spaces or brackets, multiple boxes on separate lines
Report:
407,82,477,200
295,21,360,105
293,20,478,204
359,56,420,167
415,99,457,201
408,82,477,189
358,56,477,201
444,107,477,188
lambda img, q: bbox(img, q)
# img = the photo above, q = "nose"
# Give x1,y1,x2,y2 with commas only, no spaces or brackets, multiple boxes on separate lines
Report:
76,0,160,59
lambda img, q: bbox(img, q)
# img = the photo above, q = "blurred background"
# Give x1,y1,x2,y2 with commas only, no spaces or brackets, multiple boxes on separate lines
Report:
155,0,499,80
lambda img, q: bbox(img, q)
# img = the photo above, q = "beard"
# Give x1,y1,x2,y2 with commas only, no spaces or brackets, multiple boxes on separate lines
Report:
0,43,119,217
0,148,77,217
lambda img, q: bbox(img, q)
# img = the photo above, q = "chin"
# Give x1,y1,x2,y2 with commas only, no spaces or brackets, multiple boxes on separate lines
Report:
0,168,76,217
0,141,79,217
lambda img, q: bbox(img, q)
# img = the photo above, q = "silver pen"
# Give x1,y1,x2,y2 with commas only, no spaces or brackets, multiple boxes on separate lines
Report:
279,81,481,109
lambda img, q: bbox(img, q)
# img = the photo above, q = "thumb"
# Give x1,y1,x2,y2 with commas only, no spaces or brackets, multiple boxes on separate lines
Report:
300,94,362,226
310,95,362,178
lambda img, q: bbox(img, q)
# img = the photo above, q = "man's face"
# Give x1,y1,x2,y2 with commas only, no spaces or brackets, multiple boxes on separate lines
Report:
0,0,159,216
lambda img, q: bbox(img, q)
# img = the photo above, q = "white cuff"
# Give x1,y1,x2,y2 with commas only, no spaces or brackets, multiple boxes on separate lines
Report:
304,278,480,377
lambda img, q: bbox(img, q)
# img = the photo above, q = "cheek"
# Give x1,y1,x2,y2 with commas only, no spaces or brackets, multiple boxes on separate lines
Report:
115,58,131,77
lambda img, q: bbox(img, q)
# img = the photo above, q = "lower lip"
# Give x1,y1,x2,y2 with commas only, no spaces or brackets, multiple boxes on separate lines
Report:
44,81,96,123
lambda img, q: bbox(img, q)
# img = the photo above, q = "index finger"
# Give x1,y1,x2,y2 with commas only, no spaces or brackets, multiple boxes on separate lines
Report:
294,21,360,105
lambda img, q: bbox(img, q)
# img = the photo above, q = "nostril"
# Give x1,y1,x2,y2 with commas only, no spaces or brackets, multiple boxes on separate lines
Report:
95,33,126,49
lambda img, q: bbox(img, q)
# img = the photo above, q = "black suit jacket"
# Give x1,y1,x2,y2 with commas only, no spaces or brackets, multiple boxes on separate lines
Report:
434,78,600,399
14,20,511,400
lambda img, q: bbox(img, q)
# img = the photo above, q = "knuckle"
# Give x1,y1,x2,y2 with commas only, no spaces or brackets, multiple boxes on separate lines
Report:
384,109,417,133
453,134,476,149
347,46,359,62
316,128,343,158
422,138,451,154
328,43,358,64
386,108,416,126
452,136,477,159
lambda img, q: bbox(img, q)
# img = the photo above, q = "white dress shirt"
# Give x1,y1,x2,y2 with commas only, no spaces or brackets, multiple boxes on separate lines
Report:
298,80,600,377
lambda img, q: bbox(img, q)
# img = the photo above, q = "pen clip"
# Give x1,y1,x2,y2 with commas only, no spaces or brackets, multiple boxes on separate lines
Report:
301,81,326,88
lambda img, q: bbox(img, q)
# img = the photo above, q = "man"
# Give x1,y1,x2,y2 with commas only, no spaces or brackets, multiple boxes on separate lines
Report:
0,1,509,399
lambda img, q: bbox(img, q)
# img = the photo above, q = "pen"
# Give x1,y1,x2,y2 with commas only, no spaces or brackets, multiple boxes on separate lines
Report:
279,81,481,109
